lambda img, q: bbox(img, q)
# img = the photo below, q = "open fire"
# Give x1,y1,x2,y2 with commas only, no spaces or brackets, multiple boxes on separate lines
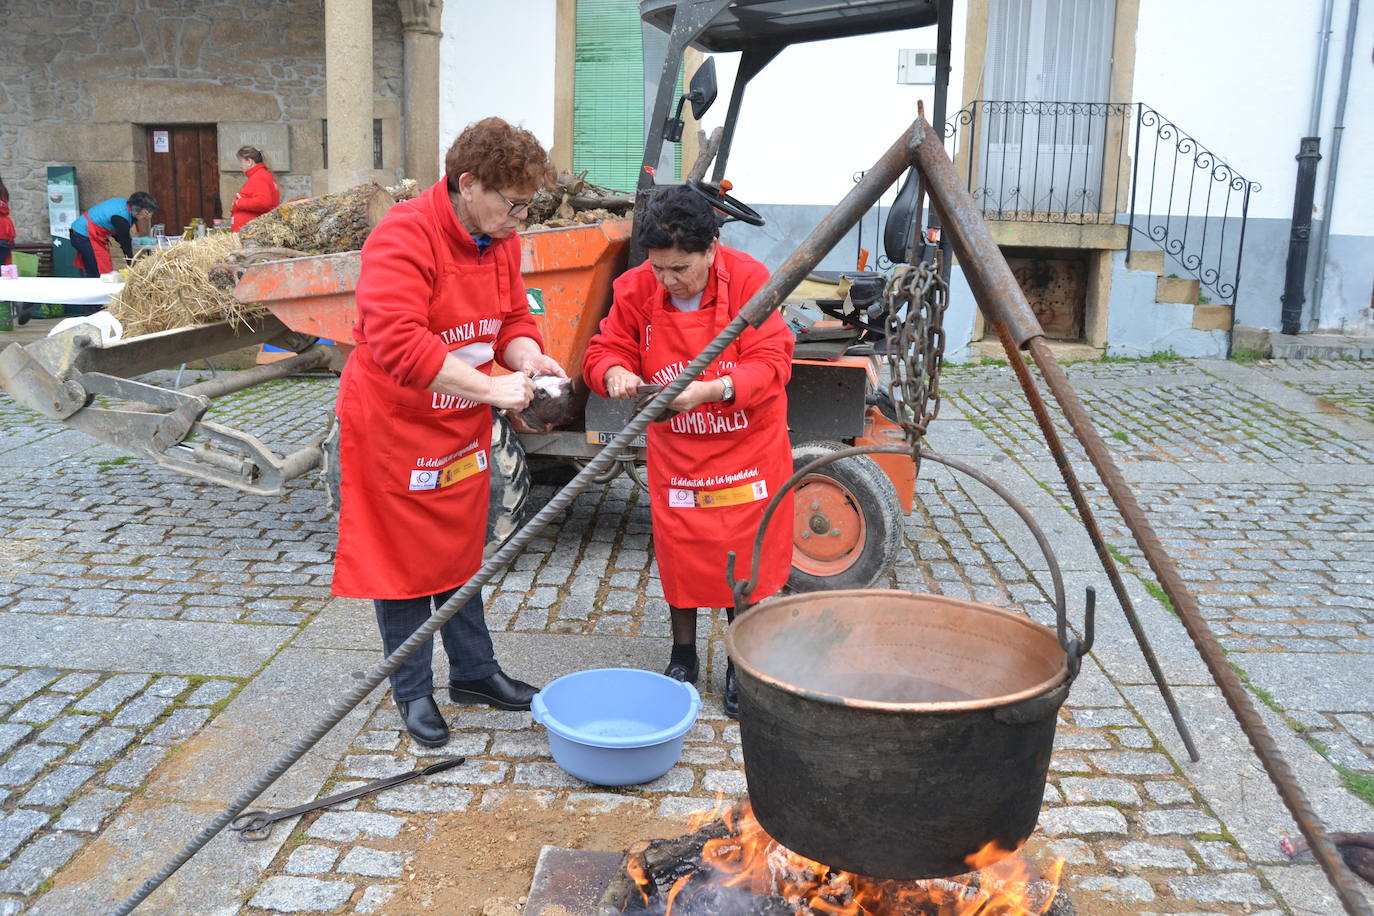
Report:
599,800,1070,916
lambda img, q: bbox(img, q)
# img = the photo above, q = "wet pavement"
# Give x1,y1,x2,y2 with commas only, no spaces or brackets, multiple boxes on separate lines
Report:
0,351,1372,915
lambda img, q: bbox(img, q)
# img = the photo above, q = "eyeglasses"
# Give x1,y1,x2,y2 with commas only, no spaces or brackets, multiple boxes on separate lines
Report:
492,187,534,217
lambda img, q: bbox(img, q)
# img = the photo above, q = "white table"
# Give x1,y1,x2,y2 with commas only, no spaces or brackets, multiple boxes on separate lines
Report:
0,277,123,306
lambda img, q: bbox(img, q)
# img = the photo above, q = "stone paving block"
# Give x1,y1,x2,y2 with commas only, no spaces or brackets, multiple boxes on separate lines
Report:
338,846,405,878
0,723,32,755
1105,841,1194,868
53,787,128,833
1191,839,1248,870
1088,750,1176,775
344,754,418,779
372,784,474,812
68,726,136,765
306,812,406,841
0,743,63,786
1043,837,1096,865
0,832,84,895
73,673,150,713
147,675,190,697
490,731,548,757
36,713,102,746
249,876,356,912
0,808,50,861
48,672,99,694
1038,806,1129,836
19,763,96,808
354,884,399,913
1141,808,1222,836
284,844,339,876
103,745,168,788
430,760,509,786
1144,781,1194,805
565,793,652,814
9,693,71,724
185,679,237,707
410,732,489,758
1059,776,1142,805
1168,872,1273,905
1335,712,1374,746
144,707,212,745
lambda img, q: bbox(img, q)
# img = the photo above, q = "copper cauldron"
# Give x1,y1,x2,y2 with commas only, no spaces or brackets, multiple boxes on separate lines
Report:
725,447,1093,880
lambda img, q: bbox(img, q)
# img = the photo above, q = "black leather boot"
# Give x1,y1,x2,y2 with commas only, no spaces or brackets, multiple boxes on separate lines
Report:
448,670,539,710
723,660,739,719
397,695,449,747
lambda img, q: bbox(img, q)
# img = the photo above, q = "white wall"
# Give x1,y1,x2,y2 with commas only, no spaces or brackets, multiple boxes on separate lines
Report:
1134,0,1373,236
438,0,557,168
697,20,965,208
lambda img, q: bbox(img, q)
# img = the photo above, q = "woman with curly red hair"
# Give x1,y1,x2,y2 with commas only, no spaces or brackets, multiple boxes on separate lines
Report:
333,117,567,747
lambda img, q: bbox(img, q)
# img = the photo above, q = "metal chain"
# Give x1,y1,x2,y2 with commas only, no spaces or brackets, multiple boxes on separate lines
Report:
882,259,949,447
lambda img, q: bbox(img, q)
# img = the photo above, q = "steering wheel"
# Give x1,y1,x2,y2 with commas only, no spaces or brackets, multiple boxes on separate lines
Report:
685,179,766,227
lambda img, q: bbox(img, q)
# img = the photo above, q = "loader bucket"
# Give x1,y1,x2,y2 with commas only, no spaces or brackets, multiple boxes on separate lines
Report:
519,219,631,379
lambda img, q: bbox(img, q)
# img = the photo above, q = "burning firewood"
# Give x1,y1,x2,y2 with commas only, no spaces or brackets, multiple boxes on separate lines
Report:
597,801,1075,916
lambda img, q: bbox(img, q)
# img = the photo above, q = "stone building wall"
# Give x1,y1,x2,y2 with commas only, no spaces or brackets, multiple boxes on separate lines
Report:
0,0,404,243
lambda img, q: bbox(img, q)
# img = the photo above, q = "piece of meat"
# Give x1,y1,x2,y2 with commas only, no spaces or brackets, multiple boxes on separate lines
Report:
515,374,577,433
1280,832,1374,886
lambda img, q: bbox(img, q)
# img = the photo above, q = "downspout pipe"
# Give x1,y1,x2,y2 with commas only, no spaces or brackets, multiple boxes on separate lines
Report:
1279,0,1336,335
1308,0,1360,330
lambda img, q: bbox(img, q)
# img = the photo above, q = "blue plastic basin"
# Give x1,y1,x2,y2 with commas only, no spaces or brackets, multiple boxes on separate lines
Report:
532,668,701,786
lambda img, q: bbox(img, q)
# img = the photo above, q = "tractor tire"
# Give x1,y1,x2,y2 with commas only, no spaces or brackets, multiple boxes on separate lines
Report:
319,410,532,556
787,440,904,592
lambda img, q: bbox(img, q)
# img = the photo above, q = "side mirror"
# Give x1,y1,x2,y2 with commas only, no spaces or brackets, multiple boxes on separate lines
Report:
688,57,717,120
664,57,718,144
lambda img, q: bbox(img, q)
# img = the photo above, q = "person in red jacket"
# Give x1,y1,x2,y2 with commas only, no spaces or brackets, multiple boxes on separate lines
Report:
230,146,280,232
333,117,565,747
0,174,15,266
583,185,795,719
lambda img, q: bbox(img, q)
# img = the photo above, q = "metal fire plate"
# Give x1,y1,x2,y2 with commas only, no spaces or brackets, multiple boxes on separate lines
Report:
523,845,622,915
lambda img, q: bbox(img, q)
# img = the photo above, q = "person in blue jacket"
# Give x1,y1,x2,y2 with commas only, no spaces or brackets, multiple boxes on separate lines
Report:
69,191,157,278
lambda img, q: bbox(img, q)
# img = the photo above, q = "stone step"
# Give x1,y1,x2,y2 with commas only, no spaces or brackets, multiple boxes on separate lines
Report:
1192,304,1233,331
1126,249,1165,275
1156,275,1200,304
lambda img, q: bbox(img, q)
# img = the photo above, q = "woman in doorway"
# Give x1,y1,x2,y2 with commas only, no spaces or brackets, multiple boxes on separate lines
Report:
582,185,795,719
230,146,280,232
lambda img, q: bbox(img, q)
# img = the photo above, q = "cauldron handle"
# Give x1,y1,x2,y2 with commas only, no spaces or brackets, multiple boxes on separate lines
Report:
725,444,1095,677
994,680,1072,725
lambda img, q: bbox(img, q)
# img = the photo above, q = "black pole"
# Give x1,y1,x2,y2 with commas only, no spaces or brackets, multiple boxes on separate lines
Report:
1279,137,1321,335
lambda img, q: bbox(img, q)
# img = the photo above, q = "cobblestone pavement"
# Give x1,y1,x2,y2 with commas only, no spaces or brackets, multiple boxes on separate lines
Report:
0,356,1372,915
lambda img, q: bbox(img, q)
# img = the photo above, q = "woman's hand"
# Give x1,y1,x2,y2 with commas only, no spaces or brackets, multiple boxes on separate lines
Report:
604,366,645,400
668,379,724,413
505,337,567,378
483,373,536,411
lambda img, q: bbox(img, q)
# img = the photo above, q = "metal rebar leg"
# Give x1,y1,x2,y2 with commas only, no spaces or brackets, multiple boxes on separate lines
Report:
1026,335,1372,916
994,321,1200,762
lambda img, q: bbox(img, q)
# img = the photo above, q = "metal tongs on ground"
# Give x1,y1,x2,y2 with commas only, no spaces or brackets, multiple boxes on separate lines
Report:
229,757,465,840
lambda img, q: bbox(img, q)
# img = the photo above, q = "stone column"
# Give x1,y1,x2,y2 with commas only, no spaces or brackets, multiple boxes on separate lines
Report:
398,0,443,186
325,0,375,192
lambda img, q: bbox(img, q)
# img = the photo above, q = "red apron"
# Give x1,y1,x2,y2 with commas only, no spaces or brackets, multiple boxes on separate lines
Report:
331,258,508,599
644,261,794,608
73,219,114,275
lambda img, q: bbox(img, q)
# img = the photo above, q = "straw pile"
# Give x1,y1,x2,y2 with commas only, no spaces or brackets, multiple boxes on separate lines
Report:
106,233,255,337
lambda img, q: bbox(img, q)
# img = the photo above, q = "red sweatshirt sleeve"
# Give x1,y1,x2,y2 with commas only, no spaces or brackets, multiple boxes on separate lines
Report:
237,169,279,215
582,269,651,396
723,256,793,409
493,235,543,368
354,215,450,389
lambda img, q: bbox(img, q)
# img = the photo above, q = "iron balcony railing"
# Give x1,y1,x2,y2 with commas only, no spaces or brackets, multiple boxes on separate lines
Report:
943,100,1261,305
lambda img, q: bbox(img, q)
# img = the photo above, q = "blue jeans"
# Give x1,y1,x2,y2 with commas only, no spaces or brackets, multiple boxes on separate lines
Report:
372,590,498,702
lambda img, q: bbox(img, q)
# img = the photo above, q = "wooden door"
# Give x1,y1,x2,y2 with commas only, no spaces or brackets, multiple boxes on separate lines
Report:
145,125,221,237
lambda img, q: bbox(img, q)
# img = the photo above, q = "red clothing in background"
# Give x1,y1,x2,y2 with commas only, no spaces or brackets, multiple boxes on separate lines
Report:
0,198,14,265
230,163,279,231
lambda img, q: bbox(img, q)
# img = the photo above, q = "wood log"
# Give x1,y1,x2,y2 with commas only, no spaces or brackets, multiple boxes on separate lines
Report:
240,183,394,255
687,127,725,183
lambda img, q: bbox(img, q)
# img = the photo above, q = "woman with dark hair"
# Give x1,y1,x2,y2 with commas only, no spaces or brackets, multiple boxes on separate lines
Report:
333,117,566,747
230,146,279,232
69,191,157,277
582,185,795,718
0,175,14,267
